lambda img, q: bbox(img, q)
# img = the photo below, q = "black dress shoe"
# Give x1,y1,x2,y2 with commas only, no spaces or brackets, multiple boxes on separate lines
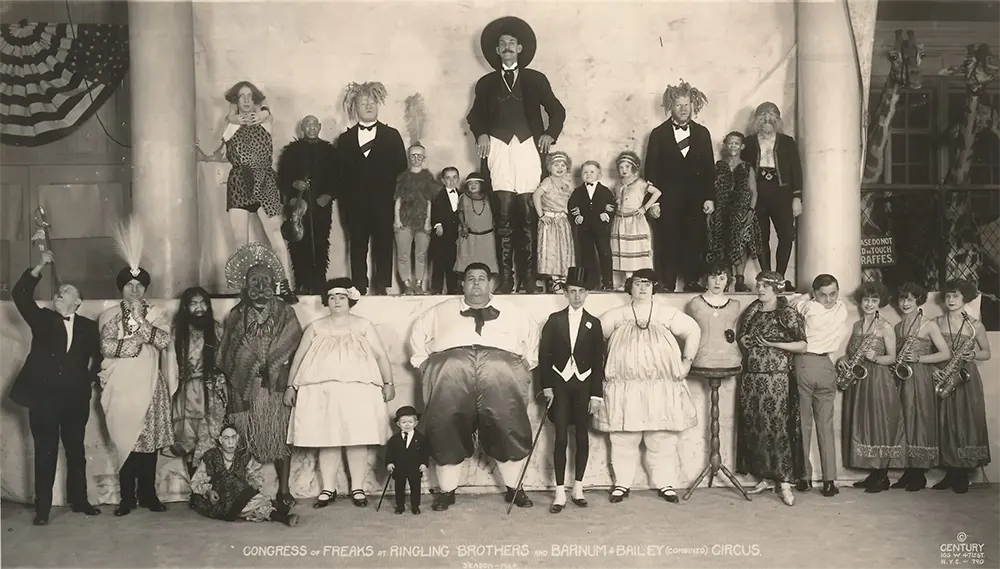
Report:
504,487,533,508
549,503,564,514
71,503,101,516
932,469,953,490
853,471,877,489
113,504,134,517
140,499,167,512
890,469,912,489
431,491,455,511
571,497,588,507
864,473,890,493
411,505,420,515
33,512,49,526
952,470,970,494
821,481,839,497
394,505,405,514
794,480,812,492
905,471,927,492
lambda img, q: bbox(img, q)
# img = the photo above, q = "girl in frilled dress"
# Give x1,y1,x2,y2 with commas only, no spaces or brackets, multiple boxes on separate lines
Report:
285,278,395,509
708,132,760,292
610,152,660,287
533,151,576,292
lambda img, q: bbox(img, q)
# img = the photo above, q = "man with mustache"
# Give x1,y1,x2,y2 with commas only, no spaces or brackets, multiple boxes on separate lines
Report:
409,263,540,511
467,16,566,294
277,115,338,295
741,102,803,292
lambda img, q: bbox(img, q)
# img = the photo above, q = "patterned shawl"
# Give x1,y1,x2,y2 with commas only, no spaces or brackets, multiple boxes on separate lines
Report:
218,299,302,413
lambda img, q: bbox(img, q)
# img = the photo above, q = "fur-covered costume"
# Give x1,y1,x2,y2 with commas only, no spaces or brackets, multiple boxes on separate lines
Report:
276,137,338,294
394,168,442,290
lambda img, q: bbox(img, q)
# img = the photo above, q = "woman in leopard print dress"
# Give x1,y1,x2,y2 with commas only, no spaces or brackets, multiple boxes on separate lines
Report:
203,81,293,287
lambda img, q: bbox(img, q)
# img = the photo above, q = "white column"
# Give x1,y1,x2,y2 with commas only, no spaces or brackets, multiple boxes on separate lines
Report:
128,0,198,297
796,0,862,292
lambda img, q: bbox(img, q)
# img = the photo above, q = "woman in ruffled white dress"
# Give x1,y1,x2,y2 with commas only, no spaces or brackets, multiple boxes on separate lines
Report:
284,278,395,509
594,268,701,504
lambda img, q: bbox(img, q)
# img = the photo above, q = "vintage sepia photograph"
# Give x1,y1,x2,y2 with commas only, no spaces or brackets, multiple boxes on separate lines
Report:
0,0,997,567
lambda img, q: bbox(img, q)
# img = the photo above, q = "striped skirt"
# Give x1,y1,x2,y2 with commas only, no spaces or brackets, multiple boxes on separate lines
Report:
610,210,653,272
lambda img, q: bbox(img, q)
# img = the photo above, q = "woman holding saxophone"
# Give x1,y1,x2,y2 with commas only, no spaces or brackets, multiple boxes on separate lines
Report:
839,282,902,493
890,282,950,492
932,279,992,494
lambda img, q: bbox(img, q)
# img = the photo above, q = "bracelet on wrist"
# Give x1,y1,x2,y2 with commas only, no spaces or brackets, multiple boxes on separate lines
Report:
383,383,394,387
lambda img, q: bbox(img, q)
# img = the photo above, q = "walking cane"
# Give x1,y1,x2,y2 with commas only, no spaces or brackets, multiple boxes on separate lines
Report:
505,394,554,515
376,475,392,512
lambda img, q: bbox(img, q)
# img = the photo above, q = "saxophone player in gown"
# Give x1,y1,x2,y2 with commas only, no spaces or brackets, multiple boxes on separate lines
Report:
932,279,992,494
838,282,902,493
890,282,950,492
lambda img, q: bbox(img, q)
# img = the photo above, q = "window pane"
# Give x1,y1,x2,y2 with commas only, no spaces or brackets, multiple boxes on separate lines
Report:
891,134,907,162
892,165,907,183
907,93,931,128
948,93,969,127
909,134,931,163
909,165,931,184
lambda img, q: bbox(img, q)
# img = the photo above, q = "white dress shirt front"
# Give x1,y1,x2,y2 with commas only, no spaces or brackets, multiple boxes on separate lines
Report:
358,121,377,157
63,313,75,352
789,295,849,354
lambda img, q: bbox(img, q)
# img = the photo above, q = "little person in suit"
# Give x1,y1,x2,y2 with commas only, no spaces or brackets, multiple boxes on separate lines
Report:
539,267,605,513
430,167,463,294
385,406,429,514
569,161,616,291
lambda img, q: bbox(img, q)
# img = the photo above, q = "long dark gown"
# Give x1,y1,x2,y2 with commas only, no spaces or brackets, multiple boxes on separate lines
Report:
735,300,807,482
843,332,906,469
895,327,939,468
938,333,991,468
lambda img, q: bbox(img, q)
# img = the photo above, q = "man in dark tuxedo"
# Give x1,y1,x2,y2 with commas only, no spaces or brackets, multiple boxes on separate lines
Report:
644,80,716,292
538,267,605,513
569,161,616,291
430,167,462,294
335,82,408,295
384,406,430,515
467,16,566,294
9,251,102,525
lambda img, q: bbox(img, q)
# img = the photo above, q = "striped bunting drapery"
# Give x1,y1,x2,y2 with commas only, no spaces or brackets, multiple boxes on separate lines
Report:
0,22,129,147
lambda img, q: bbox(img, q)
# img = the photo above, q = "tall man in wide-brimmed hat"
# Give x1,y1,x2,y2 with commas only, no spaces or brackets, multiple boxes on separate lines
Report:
467,16,566,294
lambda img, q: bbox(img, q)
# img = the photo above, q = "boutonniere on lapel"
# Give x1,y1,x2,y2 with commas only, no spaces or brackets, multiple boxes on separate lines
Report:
585,321,592,329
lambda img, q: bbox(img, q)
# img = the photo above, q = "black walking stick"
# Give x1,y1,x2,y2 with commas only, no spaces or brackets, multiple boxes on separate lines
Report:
376,475,392,512
505,394,554,515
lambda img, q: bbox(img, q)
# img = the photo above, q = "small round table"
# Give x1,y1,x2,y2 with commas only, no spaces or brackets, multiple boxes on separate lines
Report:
683,367,751,501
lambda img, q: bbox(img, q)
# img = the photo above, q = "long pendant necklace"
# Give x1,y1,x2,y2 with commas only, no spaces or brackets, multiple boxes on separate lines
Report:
631,301,653,330
471,196,486,216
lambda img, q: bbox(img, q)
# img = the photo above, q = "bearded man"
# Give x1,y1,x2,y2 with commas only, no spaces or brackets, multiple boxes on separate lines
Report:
334,82,408,295
170,286,227,477
467,16,566,294
219,243,303,506
99,223,173,517
741,102,803,291
277,115,338,295
644,80,716,292
409,263,540,511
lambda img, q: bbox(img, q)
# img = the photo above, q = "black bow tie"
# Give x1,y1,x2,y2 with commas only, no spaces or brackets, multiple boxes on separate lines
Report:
460,305,500,335
359,124,375,131
62,315,71,321
673,122,689,131
586,183,596,188
448,189,458,194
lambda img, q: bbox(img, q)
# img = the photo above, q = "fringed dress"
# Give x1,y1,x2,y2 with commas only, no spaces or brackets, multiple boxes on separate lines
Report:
843,331,906,469
895,322,939,468
190,446,276,522
735,300,807,482
219,300,303,463
938,332,991,468
535,175,575,278
287,316,391,448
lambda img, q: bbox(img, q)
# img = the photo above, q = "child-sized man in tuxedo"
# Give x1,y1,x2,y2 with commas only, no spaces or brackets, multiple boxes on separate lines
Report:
385,406,430,514
569,161,616,291
430,167,463,294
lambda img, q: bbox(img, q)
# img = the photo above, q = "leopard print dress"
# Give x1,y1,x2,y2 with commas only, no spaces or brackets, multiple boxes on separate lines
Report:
225,124,282,218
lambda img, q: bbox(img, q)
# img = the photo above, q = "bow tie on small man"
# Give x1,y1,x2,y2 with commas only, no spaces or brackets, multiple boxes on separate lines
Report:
460,305,500,335
359,124,376,131
672,122,689,131
62,316,71,322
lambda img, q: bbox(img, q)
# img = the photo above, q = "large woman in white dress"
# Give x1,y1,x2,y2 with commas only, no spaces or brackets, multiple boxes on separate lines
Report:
284,278,395,508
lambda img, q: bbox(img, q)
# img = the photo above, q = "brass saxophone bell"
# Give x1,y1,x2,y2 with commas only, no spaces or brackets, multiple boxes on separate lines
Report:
852,364,868,381
959,367,972,383
893,362,913,380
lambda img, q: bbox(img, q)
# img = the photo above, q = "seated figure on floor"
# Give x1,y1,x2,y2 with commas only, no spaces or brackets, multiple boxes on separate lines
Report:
190,424,299,526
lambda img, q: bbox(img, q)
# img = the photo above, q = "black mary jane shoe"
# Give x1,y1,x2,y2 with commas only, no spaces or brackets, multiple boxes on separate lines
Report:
71,503,101,516
350,490,369,507
313,490,336,509
657,488,680,503
571,496,588,508
549,503,565,514
608,486,630,503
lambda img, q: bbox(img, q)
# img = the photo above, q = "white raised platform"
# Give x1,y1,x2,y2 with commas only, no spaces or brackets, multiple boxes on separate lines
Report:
1,292,994,506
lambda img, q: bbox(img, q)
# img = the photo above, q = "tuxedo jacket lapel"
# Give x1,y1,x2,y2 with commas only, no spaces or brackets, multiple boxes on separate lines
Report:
556,308,570,346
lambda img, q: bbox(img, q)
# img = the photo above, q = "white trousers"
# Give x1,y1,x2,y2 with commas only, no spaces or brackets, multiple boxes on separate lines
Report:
487,135,541,194
609,431,682,489
435,458,526,492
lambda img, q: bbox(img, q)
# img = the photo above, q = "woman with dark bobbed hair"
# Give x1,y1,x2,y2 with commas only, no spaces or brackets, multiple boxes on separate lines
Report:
284,278,396,509
932,279,992,493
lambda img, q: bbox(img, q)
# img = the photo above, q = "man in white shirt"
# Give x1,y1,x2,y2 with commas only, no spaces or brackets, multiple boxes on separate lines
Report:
789,273,849,497
409,263,540,511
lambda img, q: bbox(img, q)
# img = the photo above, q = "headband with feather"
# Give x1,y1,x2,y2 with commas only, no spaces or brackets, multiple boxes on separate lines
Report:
113,216,151,290
343,81,387,123
404,93,427,149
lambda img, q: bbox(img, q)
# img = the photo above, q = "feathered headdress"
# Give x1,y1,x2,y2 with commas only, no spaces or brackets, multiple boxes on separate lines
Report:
404,93,427,148
343,82,387,123
225,242,287,291
661,78,709,116
113,215,151,290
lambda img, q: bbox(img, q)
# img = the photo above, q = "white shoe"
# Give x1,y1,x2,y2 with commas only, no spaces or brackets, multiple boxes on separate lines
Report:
748,480,774,495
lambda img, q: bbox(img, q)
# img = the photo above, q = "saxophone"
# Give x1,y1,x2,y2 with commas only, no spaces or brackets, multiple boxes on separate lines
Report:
837,312,880,391
891,309,922,381
934,313,977,398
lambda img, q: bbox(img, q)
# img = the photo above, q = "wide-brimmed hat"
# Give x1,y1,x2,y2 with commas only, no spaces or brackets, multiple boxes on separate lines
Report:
480,16,536,71
565,267,589,289
394,406,420,421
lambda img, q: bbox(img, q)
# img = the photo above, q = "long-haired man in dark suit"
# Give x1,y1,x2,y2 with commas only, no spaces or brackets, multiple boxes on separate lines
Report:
9,250,102,525
335,82,408,295
644,80,717,292
467,16,566,294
